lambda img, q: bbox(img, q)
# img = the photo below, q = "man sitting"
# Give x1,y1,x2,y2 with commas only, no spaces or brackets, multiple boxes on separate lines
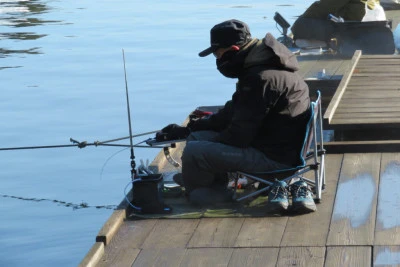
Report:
157,19,316,213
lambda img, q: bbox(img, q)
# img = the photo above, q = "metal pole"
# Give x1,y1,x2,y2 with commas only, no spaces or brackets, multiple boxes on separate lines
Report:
122,49,137,179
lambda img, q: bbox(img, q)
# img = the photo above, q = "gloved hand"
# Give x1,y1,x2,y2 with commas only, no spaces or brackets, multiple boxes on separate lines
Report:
155,123,190,141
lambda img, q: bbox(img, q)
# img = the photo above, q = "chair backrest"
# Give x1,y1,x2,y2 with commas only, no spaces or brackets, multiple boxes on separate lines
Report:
298,91,321,167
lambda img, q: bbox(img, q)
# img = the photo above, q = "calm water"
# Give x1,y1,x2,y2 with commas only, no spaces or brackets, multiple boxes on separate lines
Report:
0,1,313,266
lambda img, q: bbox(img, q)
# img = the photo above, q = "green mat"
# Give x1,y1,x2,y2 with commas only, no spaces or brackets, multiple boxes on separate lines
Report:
127,186,285,219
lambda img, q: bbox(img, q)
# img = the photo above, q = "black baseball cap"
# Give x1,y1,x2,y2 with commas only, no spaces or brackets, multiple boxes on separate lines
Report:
198,19,251,57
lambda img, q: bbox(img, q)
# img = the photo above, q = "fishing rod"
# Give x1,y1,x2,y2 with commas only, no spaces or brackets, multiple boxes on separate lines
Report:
122,49,137,180
93,130,159,145
0,133,161,151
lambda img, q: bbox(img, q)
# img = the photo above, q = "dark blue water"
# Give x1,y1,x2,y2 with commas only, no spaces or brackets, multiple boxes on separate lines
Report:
0,1,312,266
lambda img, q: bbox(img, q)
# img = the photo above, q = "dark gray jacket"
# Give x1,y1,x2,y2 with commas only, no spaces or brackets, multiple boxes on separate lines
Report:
190,33,310,166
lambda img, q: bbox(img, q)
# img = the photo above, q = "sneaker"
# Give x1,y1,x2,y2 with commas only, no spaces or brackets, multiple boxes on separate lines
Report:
290,179,317,213
267,179,289,213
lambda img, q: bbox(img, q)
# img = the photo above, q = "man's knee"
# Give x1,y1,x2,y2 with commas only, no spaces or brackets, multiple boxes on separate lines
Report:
182,141,203,164
187,130,218,141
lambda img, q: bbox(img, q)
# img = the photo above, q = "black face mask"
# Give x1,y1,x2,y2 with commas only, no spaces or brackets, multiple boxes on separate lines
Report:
216,50,242,78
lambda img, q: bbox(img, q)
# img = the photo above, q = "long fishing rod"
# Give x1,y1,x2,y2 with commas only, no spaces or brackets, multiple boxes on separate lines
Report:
94,130,159,145
0,139,164,151
122,49,137,180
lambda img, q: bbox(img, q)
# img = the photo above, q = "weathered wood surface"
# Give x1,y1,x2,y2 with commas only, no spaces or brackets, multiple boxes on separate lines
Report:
325,54,400,131
297,54,351,80
327,153,380,246
86,153,400,266
323,50,362,124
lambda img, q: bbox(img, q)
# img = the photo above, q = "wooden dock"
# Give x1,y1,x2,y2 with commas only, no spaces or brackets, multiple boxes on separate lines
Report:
325,52,400,136
81,152,400,267
79,10,400,267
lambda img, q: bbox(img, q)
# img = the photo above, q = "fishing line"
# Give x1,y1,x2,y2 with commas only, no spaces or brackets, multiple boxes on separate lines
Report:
123,180,142,211
99,147,129,180
1,194,117,210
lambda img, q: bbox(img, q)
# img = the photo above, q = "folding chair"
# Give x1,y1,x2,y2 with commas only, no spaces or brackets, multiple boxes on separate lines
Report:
233,91,326,203
145,91,325,202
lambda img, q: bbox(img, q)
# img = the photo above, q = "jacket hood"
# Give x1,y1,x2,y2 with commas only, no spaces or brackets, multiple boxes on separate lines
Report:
244,33,299,71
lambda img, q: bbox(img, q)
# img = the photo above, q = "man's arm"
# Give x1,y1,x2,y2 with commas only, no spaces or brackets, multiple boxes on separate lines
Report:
188,100,234,132
216,81,267,148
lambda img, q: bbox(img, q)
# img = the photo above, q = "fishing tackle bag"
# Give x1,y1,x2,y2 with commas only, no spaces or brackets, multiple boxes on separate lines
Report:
131,174,172,214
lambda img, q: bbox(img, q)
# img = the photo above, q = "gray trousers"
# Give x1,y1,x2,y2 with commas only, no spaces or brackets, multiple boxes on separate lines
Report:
181,131,291,193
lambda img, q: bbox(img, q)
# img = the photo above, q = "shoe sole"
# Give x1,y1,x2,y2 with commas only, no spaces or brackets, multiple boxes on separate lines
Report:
267,201,289,214
291,202,317,213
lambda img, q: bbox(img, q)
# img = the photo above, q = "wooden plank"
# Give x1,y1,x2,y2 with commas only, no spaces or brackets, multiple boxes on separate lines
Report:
276,247,325,267
347,82,400,88
324,50,362,124
335,106,400,113
298,55,327,79
180,248,233,266
302,57,345,80
357,61,400,65
187,218,244,248
325,246,371,267
353,68,400,73
350,77,400,82
332,129,400,143
338,98,400,105
234,217,288,247
141,219,199,249
330,117,400,126
333,57,356,77
228,248,279,267
360,55,400,59
131,248,186,267
341,91,400,98
352,73,400,77
98,247,140,267
280,154,343,246
99,219,157,264
333,112,400,119
327,153,380,246
356,61,400,66
78,242,104,267
324,140,400,154
96,207,129,245
374,246,400,266
375,153,400,245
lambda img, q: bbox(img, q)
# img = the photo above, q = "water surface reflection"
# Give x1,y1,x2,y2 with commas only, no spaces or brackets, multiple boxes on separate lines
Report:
0,0,63,60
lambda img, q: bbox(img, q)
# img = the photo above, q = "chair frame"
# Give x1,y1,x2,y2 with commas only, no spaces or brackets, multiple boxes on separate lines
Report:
233,91,326,203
